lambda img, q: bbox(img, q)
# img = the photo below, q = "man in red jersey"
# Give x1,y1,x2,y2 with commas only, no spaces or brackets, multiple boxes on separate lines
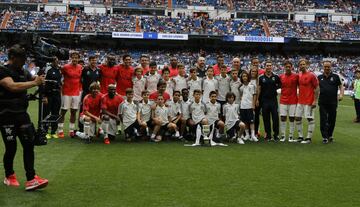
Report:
168,56,179,77
116,54,134,96
101,84,124,144
279,60,299,142
140,54,150,75
76,82,103,142
149,80,171,102
58,51,83,138
251,57,265,75
295,59,319,144
99,54,118,94
159,56,178,77
213,55,230,76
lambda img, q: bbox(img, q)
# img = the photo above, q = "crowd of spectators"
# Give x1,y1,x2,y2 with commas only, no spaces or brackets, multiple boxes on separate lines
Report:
268,19,360,40
5,11,70,31
3,11,360,40
1,0,360,13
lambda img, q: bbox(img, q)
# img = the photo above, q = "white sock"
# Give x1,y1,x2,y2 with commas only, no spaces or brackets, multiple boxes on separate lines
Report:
296,120,303,138
151,134,156,139
84,121,90,137
101,121,109,139
251,129,255,137
307,120,315,139
289,121,295,138
245,129,250,137
69,123,75,132
280,120,286,137
195,125,202,145
58,123,64,133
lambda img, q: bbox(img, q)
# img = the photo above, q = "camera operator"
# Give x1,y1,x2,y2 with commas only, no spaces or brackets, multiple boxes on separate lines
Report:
43,57,62,139
0,44,48,191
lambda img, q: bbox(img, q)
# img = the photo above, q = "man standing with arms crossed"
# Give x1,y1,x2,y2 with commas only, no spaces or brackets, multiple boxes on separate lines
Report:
318,61,344,144
295,59,319,144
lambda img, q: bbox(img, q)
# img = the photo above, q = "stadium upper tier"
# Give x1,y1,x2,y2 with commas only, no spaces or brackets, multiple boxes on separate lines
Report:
3,11,360,40
1,0,360,13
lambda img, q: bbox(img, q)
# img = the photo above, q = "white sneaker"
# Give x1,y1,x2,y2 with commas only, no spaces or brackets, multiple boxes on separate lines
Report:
75,131,87,139
280,136,286,142
301,139,311,144
251,135,258,142
237,138,245,144
174,131,180,138
288,137,295,142
134,129,140,137
243,134,250,141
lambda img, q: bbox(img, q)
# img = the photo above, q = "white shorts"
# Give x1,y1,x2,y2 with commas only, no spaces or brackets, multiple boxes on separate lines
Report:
79,115,97,136
279,104,297,117
101,118,118,136
295,104,315,119
61,95,81,110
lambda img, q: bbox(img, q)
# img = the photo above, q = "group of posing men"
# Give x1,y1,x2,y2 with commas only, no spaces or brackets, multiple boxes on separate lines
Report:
43,52,344,145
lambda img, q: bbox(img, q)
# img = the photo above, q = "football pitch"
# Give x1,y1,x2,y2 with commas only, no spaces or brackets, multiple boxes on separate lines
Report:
0,97,359,207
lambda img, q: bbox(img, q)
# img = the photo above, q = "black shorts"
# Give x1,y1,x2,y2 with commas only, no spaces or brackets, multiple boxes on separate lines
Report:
226,120,241,138
210,120,220,127
146,120,154,129
124,120,140,136
160,123,169,131
240,109,254,124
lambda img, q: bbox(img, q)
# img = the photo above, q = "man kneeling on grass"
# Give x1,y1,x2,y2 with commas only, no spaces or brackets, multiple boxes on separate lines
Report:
101,84,124,144
76,82,104,142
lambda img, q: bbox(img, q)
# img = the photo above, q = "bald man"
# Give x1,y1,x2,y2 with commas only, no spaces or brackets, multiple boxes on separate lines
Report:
196,57,207,78
231,57,244,77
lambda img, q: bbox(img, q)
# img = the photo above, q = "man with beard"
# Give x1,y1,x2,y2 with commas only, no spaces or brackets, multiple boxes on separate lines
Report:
213,55,230,76
101,84,124,144
99,54,118,94
168,56,179,78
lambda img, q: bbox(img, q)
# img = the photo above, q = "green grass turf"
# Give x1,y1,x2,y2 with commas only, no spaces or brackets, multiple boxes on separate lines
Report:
0,97,360,207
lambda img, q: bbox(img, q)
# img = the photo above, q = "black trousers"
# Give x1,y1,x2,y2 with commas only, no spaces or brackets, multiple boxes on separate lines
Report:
319,104,337,139
0,113,35,181
254,105,261,134
355,99,360,120
43,93,61,134
261,100,279,138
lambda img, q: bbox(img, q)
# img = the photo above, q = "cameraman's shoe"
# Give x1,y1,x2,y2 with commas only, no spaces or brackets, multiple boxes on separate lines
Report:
4,174,20,187
25,175,48,191
58,132,64,139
